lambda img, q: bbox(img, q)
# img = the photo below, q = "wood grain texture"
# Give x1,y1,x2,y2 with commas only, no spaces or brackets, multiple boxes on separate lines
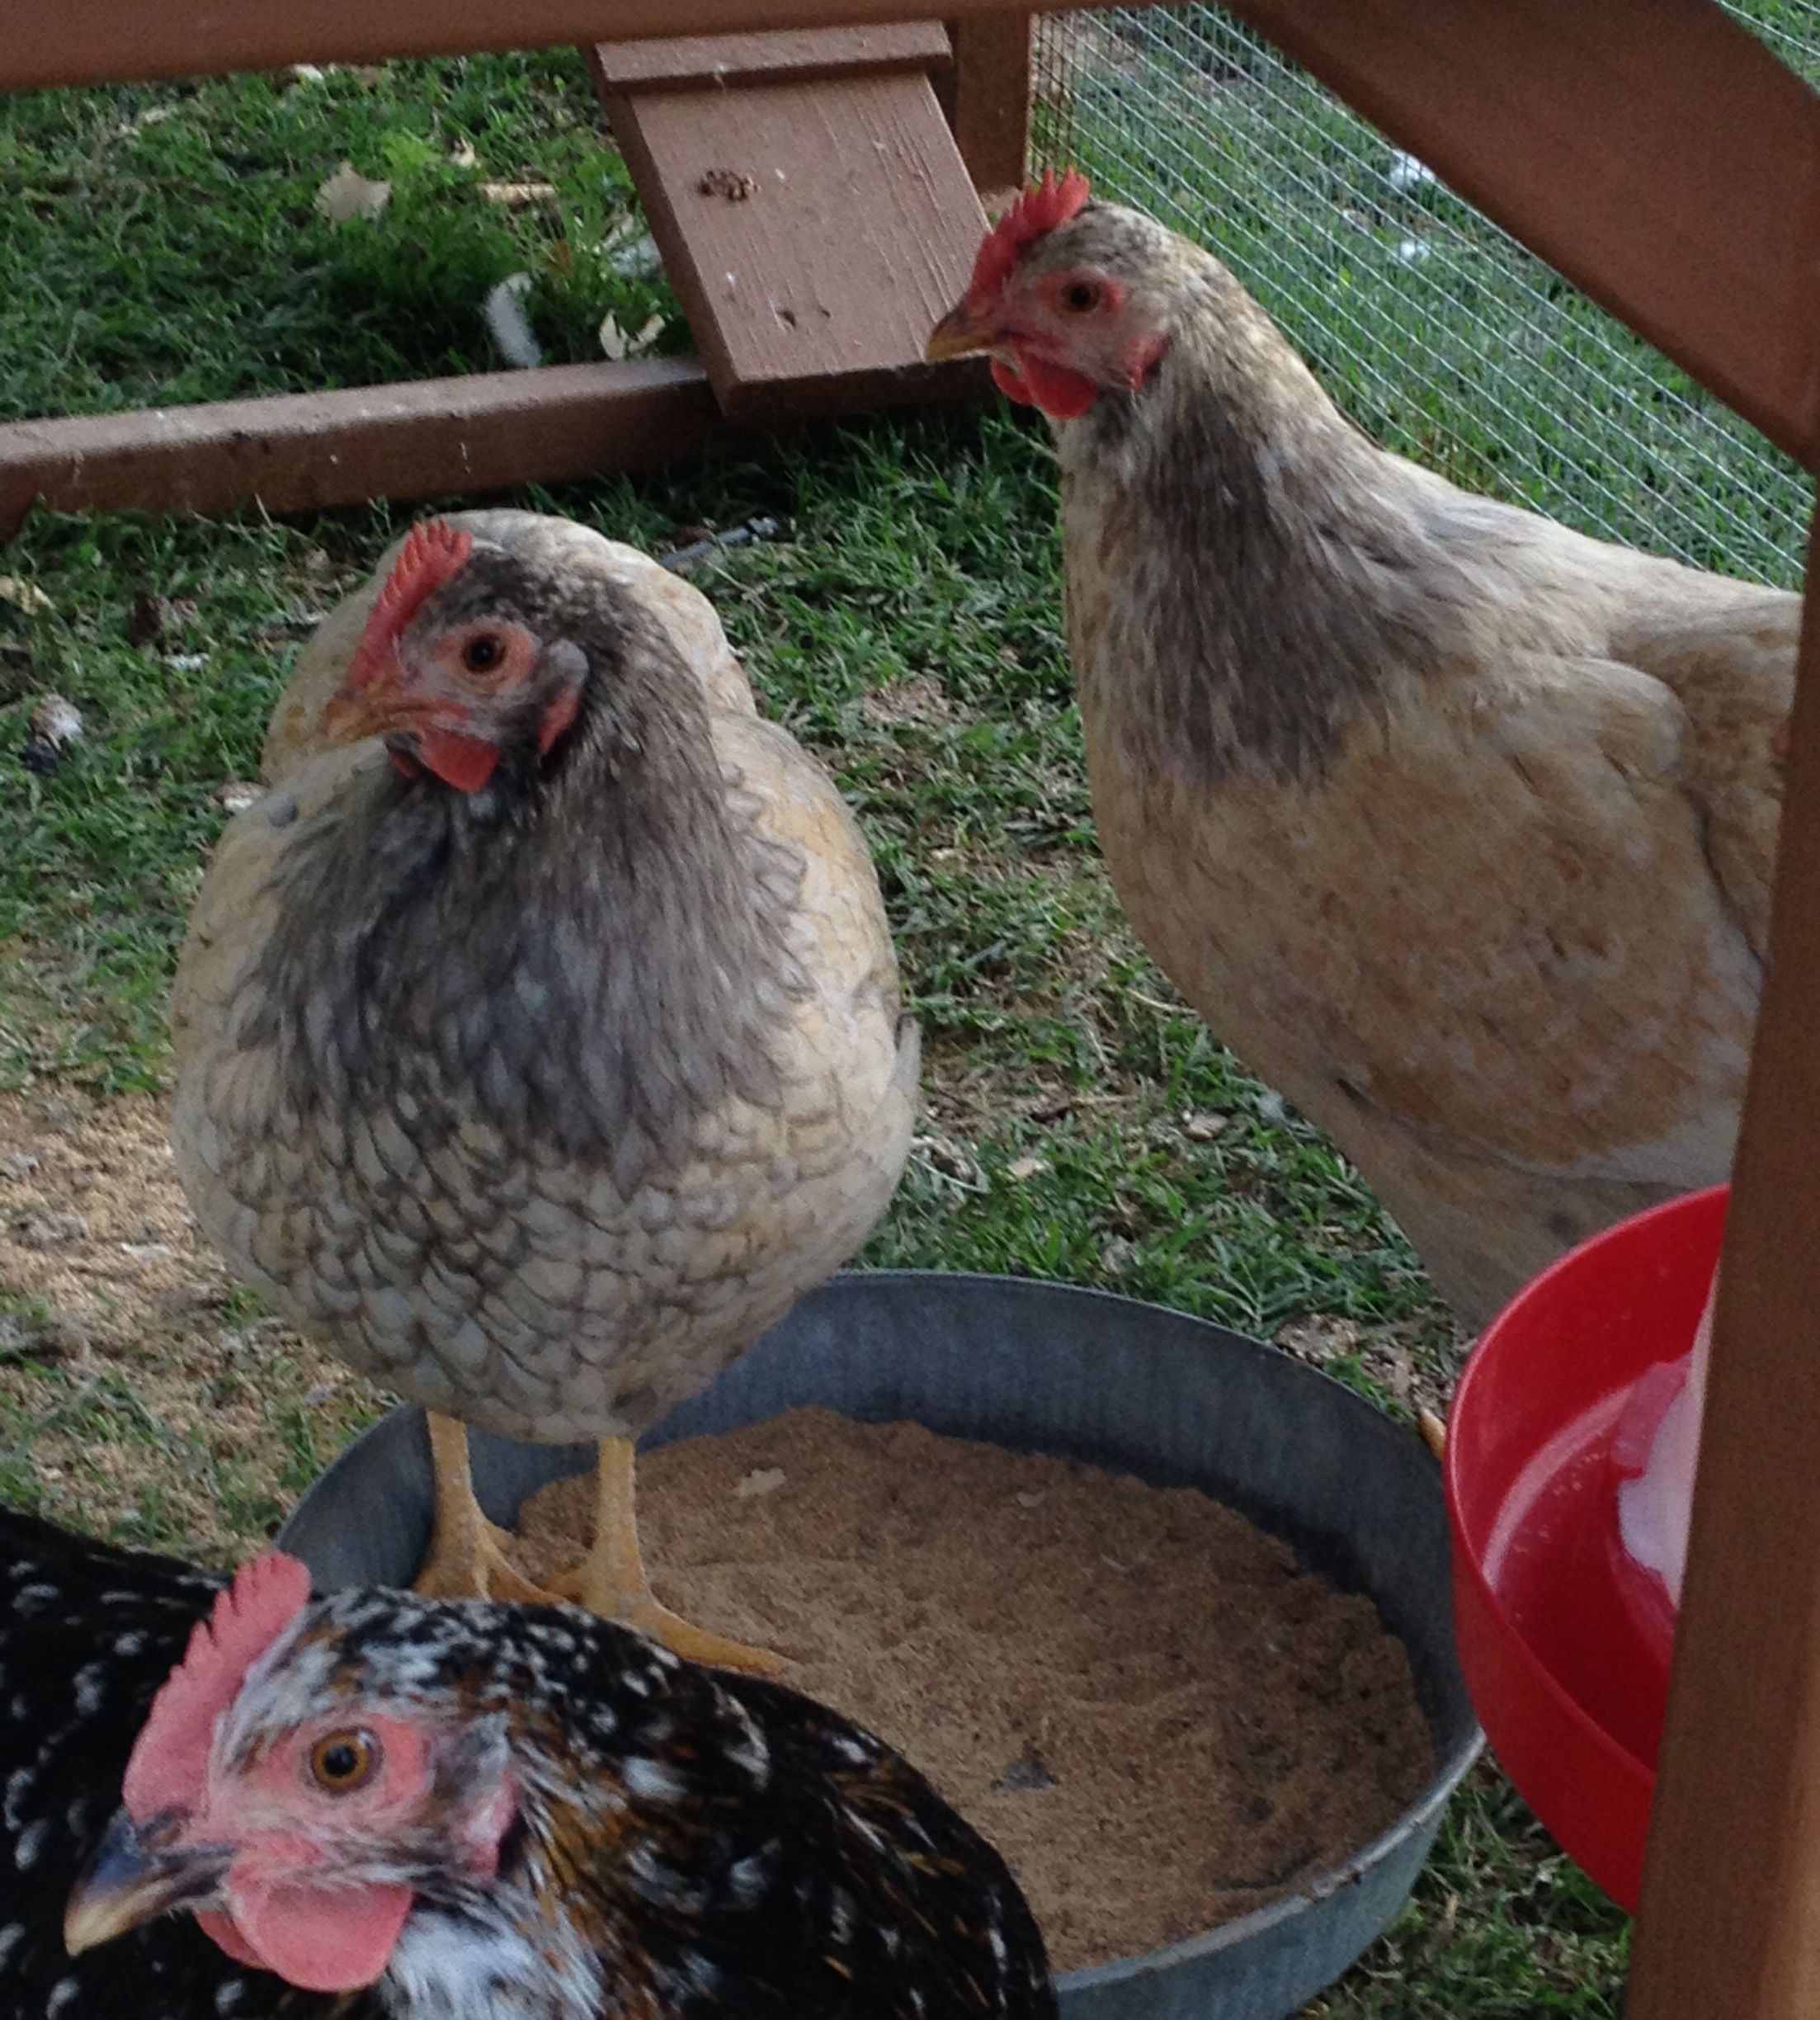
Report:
0,360,721,536
603,70,988,419
1224,0,1820,470
2,0,993,84
940,12,1031,204
1624,512,1820,2020
592,22,950,91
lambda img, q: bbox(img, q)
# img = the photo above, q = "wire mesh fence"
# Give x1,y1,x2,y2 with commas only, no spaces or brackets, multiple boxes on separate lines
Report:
1030,2,1817,588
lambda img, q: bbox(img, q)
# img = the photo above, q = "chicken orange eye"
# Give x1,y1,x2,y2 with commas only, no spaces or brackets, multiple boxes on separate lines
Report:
462,635,505,673
1062,281,1101,313
309,1730,380,1792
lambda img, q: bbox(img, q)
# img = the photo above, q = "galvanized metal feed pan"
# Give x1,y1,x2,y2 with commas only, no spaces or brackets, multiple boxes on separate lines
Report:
281,1271,1479,2020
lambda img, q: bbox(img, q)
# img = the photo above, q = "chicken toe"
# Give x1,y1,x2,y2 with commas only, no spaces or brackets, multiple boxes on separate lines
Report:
414,1410,557,1607
546,1436,783,1673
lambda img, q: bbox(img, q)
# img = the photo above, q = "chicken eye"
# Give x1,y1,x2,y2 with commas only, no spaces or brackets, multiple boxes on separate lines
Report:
1061,281,1101,313
462,634,505,674
309,1730,380,1792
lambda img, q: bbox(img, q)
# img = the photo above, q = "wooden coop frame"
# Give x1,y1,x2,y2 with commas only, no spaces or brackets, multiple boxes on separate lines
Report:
0,12,1035,531
7,2,1820,2013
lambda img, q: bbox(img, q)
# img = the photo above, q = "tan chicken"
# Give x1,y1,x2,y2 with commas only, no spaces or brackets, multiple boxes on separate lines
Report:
173,510,917,1665
929,173,1791,1329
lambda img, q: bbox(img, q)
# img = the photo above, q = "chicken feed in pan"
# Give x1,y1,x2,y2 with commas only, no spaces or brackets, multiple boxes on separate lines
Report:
513,1405,1436,1975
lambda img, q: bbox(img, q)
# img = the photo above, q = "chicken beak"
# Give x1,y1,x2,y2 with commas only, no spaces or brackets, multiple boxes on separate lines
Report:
925,300,999,363
320,645,401,746
64,1810,229,1956
320,686,390,744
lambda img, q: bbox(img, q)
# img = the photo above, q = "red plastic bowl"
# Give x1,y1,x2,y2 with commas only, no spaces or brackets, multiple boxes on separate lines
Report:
1445,1185,1728,1909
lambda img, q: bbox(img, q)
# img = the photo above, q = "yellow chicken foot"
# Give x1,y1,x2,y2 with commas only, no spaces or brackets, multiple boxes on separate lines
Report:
413,1411,555,1606
547,1436,783,1674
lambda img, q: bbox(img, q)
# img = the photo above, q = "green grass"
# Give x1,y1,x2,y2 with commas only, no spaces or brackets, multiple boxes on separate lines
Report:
0,49,681,421
0,20,1747,2012
1308,1767,1629,2018
0,509,332,1085
0,1300,389,1552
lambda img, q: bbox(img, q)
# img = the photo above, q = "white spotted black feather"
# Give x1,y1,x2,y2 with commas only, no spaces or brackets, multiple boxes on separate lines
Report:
0,1507,368,2020
2,1508,1054,2020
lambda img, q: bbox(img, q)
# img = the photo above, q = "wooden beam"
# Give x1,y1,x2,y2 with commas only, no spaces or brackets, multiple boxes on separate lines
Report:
0,359,721,536
1624,505,1820,2018
940,13,1032,205
1,0,1049,87
592,21,950,91
1221,0,1820,470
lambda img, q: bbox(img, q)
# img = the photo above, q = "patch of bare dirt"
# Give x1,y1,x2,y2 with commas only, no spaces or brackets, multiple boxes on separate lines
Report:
860,676,960,727
0,1088,219,1348
0,1090,386,1560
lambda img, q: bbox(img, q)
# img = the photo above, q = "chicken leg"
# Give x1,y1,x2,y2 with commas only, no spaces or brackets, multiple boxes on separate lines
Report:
545,1437,782,1674
413,1411,553,1607
413,1414,780,1674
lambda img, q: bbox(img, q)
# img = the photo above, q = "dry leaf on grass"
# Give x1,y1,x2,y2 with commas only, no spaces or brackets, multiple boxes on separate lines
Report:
606,229,662,281
314,161,392,224
481,180,558,207
0,576,52,614
485,274,543,370
1275,1314,1364,1366
28,696,83,748
598,312,667,361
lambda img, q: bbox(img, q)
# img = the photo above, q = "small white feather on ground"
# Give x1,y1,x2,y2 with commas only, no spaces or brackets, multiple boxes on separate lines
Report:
484,272,544,369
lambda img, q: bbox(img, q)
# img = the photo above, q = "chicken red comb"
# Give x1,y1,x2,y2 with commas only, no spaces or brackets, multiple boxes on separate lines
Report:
122,1551,314,1821
349,519,476,687
967,168,1092,304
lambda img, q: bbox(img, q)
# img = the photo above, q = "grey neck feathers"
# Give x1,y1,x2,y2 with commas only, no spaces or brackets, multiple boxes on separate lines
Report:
1060,254,1479,786
246,611,804,1189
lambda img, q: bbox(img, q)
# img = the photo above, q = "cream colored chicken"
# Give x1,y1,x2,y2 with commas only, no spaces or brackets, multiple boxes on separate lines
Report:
931,176,1791,1328
174,510,917,1665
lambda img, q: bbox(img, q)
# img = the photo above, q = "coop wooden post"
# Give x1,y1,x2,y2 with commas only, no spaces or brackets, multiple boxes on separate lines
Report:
1620,503,1820,2018
937,13,1031,207
0,361,723,537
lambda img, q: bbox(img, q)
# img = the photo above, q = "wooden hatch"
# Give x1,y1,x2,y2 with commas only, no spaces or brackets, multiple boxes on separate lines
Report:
592,24,994,421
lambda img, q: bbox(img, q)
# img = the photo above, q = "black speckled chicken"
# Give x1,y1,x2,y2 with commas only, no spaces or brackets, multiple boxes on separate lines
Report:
1,1503,1054,2020
172,512,917,1664
929,175,1792,1329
